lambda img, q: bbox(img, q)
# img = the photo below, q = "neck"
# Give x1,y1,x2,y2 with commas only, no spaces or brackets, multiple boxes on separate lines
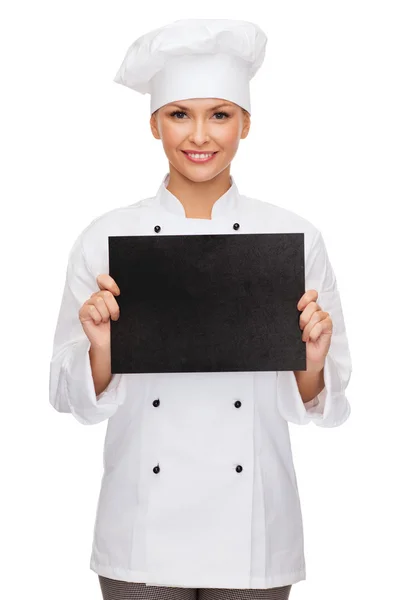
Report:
166,165,232,219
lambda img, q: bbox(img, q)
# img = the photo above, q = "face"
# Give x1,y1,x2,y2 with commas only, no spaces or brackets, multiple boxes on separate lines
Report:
150,98,250,182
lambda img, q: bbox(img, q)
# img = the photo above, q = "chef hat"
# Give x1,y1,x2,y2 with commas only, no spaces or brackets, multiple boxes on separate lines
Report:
113,18,267,115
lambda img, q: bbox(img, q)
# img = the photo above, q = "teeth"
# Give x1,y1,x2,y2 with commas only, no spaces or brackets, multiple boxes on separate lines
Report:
187,153,214,158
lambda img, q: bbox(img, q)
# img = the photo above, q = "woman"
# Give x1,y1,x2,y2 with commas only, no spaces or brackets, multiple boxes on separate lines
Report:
49,18,352,600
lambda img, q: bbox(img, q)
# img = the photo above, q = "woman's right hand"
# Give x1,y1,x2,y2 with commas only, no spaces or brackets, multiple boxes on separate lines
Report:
79,274,121,349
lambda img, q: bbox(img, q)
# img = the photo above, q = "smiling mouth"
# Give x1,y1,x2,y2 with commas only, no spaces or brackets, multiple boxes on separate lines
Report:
181,151,219,163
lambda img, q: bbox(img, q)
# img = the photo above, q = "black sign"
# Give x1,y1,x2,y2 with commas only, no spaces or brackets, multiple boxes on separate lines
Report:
108,233,305,373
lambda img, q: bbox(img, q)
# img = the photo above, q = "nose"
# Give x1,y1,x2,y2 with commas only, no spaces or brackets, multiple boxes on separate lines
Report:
188,118,211,146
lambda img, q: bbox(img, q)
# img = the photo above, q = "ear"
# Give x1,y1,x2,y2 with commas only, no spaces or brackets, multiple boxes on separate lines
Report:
240,111,251,139
150,112,161,140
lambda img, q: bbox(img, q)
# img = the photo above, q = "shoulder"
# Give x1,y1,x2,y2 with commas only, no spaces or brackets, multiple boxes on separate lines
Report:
239,194,339,288
239,192,321,242
82,196,155,240
67,195,156,272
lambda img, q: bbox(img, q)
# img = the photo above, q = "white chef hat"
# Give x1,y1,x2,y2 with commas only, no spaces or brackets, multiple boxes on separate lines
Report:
113,18,267,115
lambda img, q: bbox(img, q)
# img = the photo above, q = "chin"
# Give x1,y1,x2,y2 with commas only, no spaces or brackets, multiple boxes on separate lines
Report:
171,164,220,184
184,171,219,183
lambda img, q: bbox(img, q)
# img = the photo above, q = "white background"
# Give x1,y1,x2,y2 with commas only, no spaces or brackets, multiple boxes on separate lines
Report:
1,2,401,599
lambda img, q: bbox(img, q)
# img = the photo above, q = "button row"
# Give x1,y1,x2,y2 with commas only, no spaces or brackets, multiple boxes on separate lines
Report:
152,398,241,408
152,464,243,474
154,223,240,233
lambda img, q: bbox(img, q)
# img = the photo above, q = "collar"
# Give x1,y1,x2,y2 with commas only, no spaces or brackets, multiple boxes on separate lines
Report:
155,172,241,219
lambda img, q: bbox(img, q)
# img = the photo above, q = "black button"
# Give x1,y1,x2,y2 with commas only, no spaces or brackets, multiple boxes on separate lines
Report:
154,225,161,233
233,222,240,230
236,465,243,473
153,465,160,474
152,399,160,407
234,400,242,408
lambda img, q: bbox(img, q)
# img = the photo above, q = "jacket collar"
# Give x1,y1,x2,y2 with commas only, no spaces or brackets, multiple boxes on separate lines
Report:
155,172,240,219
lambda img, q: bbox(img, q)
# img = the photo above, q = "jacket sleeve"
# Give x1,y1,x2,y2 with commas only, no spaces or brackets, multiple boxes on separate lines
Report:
49,235,127,425
276,230,352,427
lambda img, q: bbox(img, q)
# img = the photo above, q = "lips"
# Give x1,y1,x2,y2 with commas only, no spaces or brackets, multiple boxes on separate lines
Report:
181,151,218,163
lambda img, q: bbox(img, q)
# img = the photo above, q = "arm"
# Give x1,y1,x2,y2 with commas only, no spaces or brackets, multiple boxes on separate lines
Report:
49,235,126,425
294,367,325,403
89,344,113,397
276,230,352,427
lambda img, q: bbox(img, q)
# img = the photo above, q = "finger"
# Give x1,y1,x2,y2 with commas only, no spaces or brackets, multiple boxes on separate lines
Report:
299,301,321,331
79,303,102,325
297,289,318,311
96,273,120,296
307,316,332,342
308,321,324,342
87,295,110,323
306,320,325,342
302,311,329,342
98,289,120,321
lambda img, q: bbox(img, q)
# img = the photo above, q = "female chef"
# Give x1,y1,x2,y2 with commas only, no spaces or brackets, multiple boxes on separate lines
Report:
49,18,352,600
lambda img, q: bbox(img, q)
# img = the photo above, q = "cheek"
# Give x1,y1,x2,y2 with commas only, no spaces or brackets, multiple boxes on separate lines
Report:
161,123,186,146
218,128,240,150
214,121,242,149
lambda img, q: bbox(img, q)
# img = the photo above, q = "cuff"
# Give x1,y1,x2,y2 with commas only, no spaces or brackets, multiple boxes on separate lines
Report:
276,350,351,427
302,395,320,410
64,337,126,425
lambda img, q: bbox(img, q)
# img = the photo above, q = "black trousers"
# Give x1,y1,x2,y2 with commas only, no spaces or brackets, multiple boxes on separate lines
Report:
98,576,292,600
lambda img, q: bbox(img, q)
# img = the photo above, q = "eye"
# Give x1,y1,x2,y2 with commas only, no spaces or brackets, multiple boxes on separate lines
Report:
170,110,187,119
169,110,230,120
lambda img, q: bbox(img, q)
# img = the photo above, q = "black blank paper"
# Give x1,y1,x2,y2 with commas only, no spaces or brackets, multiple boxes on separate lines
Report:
108,233,305,373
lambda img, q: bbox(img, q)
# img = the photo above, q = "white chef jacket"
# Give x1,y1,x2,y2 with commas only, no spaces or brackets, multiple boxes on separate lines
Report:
49,172,352,589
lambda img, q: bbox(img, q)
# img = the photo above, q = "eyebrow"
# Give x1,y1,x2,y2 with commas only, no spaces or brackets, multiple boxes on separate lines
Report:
168,102,232,111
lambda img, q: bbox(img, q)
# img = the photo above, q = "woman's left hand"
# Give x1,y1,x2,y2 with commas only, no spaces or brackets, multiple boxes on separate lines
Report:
297,289,333,372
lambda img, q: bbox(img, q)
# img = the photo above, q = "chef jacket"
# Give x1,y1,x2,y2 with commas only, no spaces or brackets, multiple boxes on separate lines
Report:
49,172,352,589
